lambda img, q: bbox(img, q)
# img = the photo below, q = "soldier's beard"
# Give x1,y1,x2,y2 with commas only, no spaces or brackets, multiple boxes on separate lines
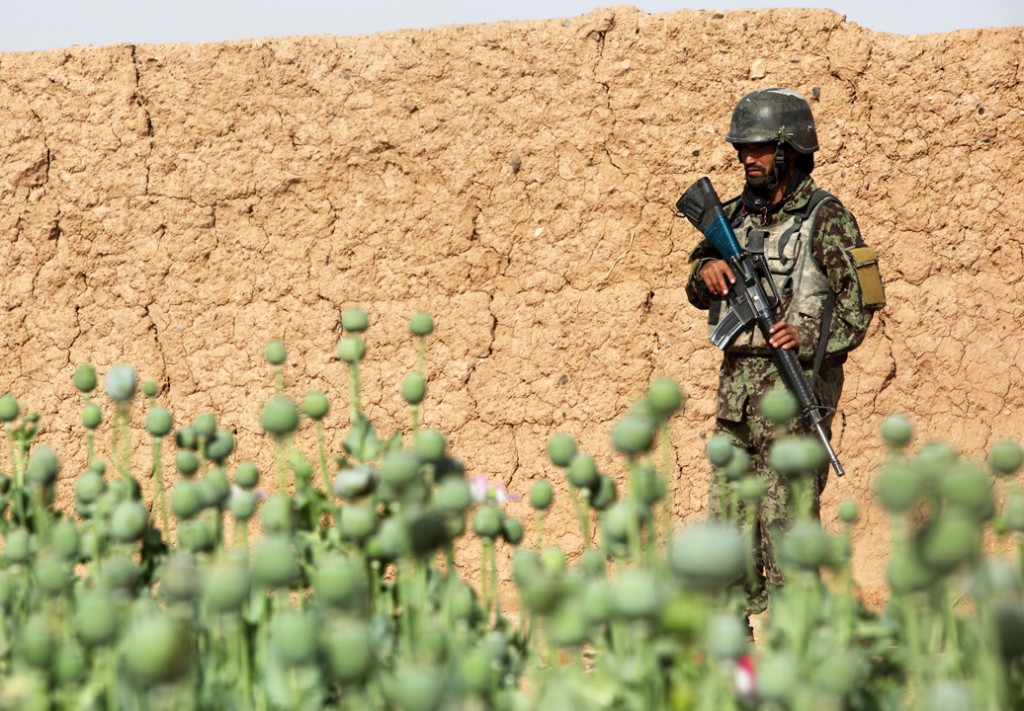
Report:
745,168,777,190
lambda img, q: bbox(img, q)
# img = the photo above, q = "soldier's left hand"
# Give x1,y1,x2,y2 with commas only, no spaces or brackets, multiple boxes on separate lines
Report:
768,322,800,350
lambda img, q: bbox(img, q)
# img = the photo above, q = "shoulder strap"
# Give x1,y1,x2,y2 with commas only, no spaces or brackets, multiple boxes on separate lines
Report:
804,189,840,389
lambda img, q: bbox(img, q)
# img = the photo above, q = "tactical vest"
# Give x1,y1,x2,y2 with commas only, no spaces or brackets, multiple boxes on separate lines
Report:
708,194,836,354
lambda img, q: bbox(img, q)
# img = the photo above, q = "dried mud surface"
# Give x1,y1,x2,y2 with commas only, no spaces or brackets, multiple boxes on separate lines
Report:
1,6,1022,606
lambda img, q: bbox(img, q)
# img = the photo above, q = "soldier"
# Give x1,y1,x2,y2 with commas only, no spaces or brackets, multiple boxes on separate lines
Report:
685,88,882,615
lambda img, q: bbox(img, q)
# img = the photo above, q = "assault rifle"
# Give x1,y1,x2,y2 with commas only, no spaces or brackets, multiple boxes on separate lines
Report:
677,177,844,477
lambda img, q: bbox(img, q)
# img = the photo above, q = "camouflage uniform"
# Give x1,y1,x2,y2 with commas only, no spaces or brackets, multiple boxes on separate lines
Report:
685,173,874,613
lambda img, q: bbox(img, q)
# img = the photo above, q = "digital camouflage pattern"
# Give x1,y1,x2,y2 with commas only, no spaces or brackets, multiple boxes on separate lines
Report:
686,173,875,613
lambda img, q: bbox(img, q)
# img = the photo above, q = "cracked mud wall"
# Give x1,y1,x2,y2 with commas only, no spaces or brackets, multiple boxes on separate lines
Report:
0,6,1022,605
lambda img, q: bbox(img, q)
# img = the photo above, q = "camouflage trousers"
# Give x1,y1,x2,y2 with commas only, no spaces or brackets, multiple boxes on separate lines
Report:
707,410,830,615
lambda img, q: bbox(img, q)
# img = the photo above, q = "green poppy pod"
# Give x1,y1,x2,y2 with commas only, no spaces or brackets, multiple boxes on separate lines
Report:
1006,495,1024,532
199,468,231,508
413,428,446,462
529,480,554,510
4,528,32,565
101,554,142,593
76,593,119,647
736,476,765,503
336,335,366,364
35,554,72,596
546,433,578,468
632,463,666,504
203,429,235,463
548,606,590,648
252,536,301,588
175,450,200,478
141,380,158,398
260,396,300,438
409,311,435,336
989,440,1024,477
0,394,18,423
121,614,191,684
110,500,149,542
501,517,525,545
158,554,200,603
706,436,735,467
769,438,826,477
647,377,684,417
313,554,368,609
886,548,937,594
170,481,202,520
880,413,914,449
705,613,748,660
320,616,373,683
780,519,830,571
838,499,859,524
82,402,102,429
228,490,257,521
260,494,294,535
512,549,542,587
612,414,656,456
301,391,330,420
602,499,641,546
369,518,412,561
292,455,315,482
18,613,54,669
380,451,421,489
917,512,981,574
669,522,746,588
175,426,198,451
333,465,375,499
104,364,137,403
580,548,607,578
580,580,613,625
341,307,370,333
204,556,251,613
54,642,88,685
875,463,923,513
587,475,618,511
659,592,708,638
755,652,799,704
458,649,494,695
759,389,798,425
612,569,663,620
401,372,427,405
566,453,598,489
473,507,503,539
192,413,216,439
434,477,472,515
51,520,80,560
264,340,287,366
270,610,319,666
145,407,173,438
26,445,59,487
940,463,994,520
178,519,217,553
234,461,260,489
73,365,98,394
540,546,567,575
816,649,866,696
339,503,378,542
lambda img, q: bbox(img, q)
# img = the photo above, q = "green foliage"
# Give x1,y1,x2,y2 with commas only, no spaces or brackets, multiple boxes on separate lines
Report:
0,314,1021,711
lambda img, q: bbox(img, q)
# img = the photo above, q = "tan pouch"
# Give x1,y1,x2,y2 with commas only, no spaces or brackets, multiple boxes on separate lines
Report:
849,246,886,310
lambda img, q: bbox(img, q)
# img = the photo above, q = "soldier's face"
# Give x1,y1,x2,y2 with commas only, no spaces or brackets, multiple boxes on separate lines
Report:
737,142,776,182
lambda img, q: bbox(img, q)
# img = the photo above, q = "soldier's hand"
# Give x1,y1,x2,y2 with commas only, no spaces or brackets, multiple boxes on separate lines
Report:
699,259,736,296
768,322,800,351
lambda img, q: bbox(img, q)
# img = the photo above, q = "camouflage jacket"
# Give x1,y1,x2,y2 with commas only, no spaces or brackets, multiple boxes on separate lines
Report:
685,175,874,423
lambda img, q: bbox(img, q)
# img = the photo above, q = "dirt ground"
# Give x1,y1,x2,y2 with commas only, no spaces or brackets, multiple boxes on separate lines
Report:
0,6,1022,607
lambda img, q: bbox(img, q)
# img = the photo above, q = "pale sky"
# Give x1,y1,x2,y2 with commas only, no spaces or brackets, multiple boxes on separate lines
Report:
0,0,1021,53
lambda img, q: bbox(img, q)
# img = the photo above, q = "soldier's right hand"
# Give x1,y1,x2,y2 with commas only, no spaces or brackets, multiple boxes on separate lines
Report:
699,259,736,296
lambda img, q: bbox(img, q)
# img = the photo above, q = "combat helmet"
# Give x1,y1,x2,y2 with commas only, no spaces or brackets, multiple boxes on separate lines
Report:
725,88,818,154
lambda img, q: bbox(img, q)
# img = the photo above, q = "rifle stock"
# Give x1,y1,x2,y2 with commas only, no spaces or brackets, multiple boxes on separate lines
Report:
679,177,845,477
